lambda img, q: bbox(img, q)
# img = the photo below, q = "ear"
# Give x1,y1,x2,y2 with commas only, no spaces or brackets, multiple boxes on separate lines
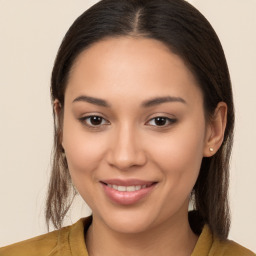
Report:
53,99,64,147
53,99,62,116
203,102,227,157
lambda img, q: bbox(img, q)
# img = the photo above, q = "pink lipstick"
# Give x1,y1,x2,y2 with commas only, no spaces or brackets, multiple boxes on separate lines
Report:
100,179,157,205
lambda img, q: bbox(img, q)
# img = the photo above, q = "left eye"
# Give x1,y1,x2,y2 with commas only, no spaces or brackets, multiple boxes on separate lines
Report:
147,117,176,126
81,116,109,127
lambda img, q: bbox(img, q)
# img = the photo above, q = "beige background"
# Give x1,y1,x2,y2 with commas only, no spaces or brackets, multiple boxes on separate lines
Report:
0,0,255,252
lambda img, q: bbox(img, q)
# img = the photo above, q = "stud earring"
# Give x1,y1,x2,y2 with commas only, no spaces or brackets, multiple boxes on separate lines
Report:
209,147,214,152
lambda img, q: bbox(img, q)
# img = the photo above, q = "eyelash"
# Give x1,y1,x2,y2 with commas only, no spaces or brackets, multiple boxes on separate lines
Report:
146,116,177,127
79,115,110,129
79,115,177,130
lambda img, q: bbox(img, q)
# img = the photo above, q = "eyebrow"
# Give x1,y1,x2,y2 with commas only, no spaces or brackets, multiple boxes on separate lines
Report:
73,95,110,107
141,96,186,107
72,95,186,108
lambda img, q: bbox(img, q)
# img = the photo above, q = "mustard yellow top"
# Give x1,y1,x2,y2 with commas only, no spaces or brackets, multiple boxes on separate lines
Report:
0,217,255,256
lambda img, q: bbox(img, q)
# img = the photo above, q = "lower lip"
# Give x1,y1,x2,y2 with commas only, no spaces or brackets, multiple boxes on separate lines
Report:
101,183,157,205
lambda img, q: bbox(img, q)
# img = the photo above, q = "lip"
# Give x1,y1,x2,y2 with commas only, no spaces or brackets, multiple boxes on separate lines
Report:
100,179,157,205
101,179,154,186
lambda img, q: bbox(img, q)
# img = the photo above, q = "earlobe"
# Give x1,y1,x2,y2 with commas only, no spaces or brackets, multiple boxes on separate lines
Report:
203,102,227,157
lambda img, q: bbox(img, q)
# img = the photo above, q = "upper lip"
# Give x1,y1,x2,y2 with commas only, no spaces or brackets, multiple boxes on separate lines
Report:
100,179,157,186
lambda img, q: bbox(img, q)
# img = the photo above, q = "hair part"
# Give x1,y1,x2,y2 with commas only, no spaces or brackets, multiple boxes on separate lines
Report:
47,0,234,240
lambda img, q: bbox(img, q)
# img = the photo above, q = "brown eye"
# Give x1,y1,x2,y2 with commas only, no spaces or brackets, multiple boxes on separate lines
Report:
147,117,177,127
89,116,104,126
154,117,168,126
80,115,109,127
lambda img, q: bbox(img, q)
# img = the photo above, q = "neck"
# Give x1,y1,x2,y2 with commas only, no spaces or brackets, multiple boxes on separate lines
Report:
85,212,198,256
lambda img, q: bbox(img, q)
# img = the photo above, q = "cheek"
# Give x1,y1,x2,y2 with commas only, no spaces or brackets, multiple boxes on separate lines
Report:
150,121,206,194
62,117,107,181
62,125,108,209
64,134,104,170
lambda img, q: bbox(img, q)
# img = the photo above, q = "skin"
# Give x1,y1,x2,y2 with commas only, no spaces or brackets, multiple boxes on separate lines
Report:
56,36,227,256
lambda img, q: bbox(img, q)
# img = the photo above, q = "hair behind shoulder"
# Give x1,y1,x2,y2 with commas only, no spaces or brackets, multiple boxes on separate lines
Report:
47,0,234,240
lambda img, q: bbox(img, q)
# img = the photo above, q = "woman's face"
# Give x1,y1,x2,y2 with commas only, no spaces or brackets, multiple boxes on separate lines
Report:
62,37,211,233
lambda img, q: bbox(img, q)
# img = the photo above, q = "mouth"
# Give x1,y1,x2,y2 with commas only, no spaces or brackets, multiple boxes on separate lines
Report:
100,179,157,205
102,183,154,192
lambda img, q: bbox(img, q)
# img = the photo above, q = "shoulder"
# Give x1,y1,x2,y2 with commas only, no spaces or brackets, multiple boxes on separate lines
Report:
0,218,86,256
212,239,256,256
0,229,61,256
192,224,255,256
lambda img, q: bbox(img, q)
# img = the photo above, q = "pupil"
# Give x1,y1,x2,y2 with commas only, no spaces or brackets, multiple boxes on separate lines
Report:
91,116,102,125
155,117,166,126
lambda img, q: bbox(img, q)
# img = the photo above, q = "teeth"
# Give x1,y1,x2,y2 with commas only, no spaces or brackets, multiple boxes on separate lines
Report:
118,186,126,192
107,184,148,192
127,186,135,192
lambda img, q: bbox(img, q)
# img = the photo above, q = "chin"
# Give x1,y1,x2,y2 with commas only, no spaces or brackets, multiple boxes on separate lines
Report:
95,208,160,234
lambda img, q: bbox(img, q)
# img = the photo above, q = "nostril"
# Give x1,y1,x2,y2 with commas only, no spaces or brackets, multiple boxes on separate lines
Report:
106,148,147,170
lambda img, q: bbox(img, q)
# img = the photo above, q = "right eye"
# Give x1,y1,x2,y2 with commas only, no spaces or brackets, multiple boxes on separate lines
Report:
79,115,109,128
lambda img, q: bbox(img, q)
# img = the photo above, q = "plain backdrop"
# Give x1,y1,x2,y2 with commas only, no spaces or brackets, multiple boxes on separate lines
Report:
0,0,255,252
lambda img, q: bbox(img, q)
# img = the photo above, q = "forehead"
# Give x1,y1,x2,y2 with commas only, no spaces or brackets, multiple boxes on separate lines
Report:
66,36,203,106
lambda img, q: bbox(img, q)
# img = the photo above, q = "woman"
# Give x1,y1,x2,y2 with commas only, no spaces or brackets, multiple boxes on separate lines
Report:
0,0,255,255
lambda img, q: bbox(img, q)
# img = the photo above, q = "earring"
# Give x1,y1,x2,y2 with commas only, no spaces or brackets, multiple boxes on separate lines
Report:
209,147,214,152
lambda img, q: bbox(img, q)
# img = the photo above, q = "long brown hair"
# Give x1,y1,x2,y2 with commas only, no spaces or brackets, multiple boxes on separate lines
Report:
46,0,234,240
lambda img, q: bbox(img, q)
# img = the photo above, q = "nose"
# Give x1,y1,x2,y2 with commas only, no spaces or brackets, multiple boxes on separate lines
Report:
106,124,147,170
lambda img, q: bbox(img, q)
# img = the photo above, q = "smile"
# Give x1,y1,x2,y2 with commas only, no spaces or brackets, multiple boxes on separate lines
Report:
106,184,148,192
101,180,157,205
